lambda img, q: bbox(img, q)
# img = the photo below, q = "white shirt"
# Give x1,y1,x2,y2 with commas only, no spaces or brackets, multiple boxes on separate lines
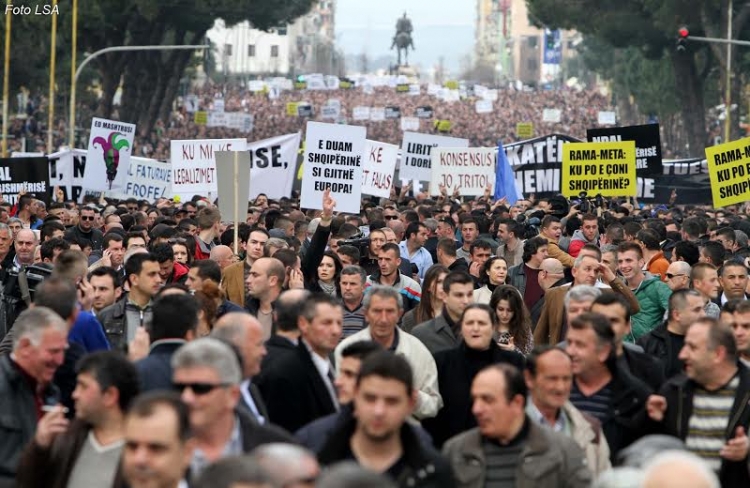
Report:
240,379,265,425
303,340,339,410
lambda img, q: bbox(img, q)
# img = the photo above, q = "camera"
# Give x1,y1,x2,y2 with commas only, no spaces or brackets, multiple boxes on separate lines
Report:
339,236,371,256
0,264,53,337
577,191,590,214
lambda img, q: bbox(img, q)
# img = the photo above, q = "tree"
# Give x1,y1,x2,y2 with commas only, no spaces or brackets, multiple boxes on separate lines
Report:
525,0,732,154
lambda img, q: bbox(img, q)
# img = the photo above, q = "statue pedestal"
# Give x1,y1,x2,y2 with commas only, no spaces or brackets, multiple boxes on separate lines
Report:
395,65,418,78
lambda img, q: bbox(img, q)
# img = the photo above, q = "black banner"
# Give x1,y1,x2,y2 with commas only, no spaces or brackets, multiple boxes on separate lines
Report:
0,157,51,205
415,106,434,119
504,134,707,203
385,106,401,119
587,123,662,176
297,104,313,117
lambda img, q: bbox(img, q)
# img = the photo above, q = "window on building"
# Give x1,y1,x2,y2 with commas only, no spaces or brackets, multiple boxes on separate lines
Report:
271,45,279,57
248,44,256,57
277,26,287,36
224,44,232,56
527,36,538,48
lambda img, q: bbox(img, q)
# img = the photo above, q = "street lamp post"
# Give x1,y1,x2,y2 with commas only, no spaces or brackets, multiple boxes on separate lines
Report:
68,44,209,147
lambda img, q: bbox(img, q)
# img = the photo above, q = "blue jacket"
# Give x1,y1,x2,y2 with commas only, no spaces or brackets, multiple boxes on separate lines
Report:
68,310,110,352
135,340,186,393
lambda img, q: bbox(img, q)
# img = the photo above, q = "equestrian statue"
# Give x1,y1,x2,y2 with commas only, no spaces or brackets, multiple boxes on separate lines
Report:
391,12,415,66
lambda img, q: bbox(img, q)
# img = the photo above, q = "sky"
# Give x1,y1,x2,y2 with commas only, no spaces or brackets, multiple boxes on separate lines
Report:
335,0,475,75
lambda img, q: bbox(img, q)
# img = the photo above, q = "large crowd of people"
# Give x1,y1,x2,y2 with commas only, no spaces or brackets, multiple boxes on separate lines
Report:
0,184,748,487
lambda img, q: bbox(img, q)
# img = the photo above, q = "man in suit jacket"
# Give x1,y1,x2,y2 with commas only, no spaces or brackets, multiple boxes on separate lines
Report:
136,294,199,392
221,227,269,306
212,312,269,425
411,271,474,354
257,294,343,433
259,289,310,379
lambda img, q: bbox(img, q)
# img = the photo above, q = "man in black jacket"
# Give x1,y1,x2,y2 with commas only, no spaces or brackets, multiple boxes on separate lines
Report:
64,206,103,251
0,307,68,485
645,317,750,487
638,289,706,379
171,338,294,477
318,351,455,488
591,293,665,392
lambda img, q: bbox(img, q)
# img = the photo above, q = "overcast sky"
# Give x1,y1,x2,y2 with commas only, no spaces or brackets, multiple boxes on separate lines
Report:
335,0,475,74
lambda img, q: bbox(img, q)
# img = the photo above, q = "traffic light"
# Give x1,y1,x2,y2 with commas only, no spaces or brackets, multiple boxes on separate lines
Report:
677,27,689,51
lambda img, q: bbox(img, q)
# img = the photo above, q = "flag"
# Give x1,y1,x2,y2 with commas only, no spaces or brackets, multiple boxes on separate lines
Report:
494,142,522,205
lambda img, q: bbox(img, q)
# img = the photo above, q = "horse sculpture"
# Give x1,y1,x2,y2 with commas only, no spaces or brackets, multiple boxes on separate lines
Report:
391,13,415,66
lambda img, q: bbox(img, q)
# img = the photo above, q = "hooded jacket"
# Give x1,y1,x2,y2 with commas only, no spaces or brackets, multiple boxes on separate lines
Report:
629,273,671,341
568,229,597,258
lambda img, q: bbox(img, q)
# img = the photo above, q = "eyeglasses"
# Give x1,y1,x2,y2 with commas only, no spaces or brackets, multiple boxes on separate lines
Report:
384,215,399,220
665,273,686,279
80,216,95,221
173,382,232,395
168,238,187,244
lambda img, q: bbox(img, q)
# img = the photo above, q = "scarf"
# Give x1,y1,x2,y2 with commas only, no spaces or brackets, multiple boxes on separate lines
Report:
318,280,337,297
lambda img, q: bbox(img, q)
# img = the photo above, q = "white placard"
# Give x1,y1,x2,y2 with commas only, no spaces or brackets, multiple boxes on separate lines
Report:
321,100,340,120
208,112,254,132
85,117,136,191
429,147,496,197
48,148,105,203
248,80,265,92
353,106,371,121
427,83,441,95
170,138,247,200
363,83,374,95
370,107,386,122
482,89,498,101
248,132,301,200
301,122,367,214
120,158,172,200
185,95,199,113
475,100,493,114
409,84,421,96
213,98,225,113
399,132,469,181
598,111,616,125
543,108,562,123
361,140,398,198
400,117,420,131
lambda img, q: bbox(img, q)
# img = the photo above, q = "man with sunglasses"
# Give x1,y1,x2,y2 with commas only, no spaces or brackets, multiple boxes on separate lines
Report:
664,261,692,292
171,338,293,477
65,206,103,252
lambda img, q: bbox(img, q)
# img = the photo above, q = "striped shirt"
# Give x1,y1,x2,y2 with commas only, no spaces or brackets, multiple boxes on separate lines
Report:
481,437,525,488
569,380,612,423
342,301,366,339
686,374,739,471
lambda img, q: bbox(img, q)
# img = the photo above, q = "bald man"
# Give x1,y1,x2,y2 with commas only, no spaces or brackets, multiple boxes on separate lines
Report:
210,244,236,271
642,451,719,488
13,229,37,269
531,257,567,325
213,312,269,425
246,257,286,339
251,443,320,487
665,261,691,292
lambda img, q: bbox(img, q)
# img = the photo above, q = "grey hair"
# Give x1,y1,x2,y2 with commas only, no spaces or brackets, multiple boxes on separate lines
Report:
600,244,618,254
362,285,403,310
251,443,319,486
642,450,719,488
265,237,289,253
573,253,599,269
564,285,602,309
315,461,397,488
590,467,643,488
0,223,10,236
12,307,69,350
735,229,748,248
423,218,438,233
307,218,320,235
340,265,367,284
171,338,242,384
8,217,23,226
670,261,692,276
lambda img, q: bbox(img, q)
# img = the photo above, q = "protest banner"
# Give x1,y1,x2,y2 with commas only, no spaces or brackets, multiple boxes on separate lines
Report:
400,132,469,181
297,104,314,117
543,109,562,123
561,141,636,198
370,108,386,122
248,132,301,200
705,137,750,207
588,123,662,176
475,100,492,114
516,122,534,139
444,80,459,90
86,117,136,191
300,122,367,213
409,84,420,96
286,102,299,116
396,83,410,93
429,147,496,197
427,83,440,95
194,111,208,125
170,138,247,201
213,99,225,113
415,106,433,119
598,111,616,125
385,106,401,119
400,117,419,131
185,95,199,113
48,148,95,202
321,104,340,120
208,112,254,132
353,106,371,121
215,150,251,254
116,158,172,200
0,157,50,204
361,140,398,198
482,89,498,101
